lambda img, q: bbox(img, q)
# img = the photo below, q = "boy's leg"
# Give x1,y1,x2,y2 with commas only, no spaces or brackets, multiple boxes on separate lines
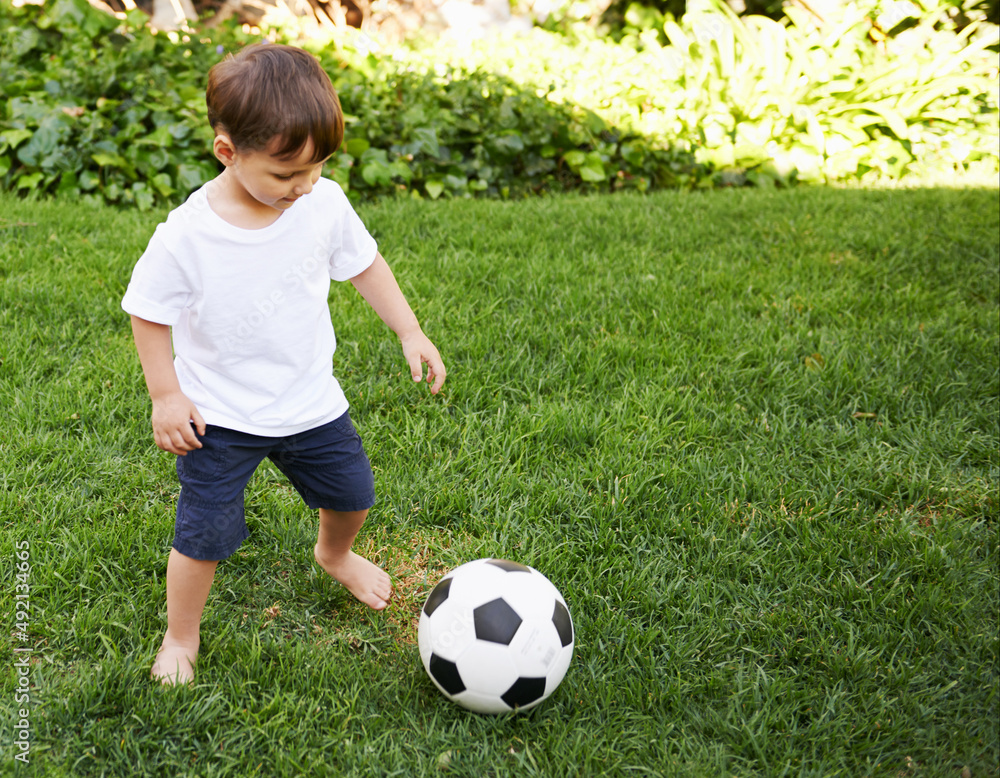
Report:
314,508,392,610
152,548,218,685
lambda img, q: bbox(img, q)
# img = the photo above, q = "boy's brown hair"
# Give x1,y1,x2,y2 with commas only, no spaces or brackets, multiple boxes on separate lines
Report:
206,43,343,162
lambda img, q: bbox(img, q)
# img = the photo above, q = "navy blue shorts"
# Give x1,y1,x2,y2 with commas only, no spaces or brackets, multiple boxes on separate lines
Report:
173,411,375,561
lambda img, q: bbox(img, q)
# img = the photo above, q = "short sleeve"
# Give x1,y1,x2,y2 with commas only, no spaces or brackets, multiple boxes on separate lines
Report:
121,223,193,326
327,186,378,282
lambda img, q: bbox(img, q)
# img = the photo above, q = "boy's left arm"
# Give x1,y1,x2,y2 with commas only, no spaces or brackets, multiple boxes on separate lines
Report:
350,252,446,394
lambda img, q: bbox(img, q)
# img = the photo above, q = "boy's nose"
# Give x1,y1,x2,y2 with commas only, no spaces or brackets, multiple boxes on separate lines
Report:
294,178,313,196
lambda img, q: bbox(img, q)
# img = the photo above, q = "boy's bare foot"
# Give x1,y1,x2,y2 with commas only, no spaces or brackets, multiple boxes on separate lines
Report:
151,640,198,686
314,546,392,610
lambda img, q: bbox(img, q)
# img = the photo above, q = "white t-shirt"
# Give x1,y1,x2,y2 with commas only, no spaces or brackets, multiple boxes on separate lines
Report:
122,177,377,436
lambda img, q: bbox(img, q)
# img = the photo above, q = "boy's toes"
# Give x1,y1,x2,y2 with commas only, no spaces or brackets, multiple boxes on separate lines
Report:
375,573,392,601
362,583,391,611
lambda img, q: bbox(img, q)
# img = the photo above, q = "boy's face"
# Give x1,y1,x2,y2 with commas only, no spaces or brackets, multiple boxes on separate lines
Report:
215,135,329,213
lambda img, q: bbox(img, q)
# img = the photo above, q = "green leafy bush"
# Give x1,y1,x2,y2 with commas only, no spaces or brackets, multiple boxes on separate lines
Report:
418,0,999,187
1,0,997,208
0,0,233,208
310,45,704,199
0,0,704,207
665,0,1000,184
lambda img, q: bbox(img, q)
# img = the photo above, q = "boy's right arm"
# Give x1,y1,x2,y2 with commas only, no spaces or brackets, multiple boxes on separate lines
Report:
130,315,205,455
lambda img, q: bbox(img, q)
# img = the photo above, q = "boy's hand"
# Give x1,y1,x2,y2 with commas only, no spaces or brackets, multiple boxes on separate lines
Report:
150,391,206,455
401,331,446,394
348,253,446,394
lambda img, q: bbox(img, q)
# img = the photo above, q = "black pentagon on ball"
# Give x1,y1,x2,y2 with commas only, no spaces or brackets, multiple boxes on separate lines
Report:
501,677,547,709
552,600,573,647
474,598,522,645
428,653,465,695
485,559,532,573
422,576,452,617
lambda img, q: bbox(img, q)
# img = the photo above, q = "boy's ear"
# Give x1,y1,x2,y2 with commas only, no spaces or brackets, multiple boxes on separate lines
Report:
213,133,238,167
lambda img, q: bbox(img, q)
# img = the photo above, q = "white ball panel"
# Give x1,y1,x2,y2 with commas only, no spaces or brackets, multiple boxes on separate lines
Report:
447,562,511,609
455,642,519,697
506,619,564,677
453,690,512,715
545,644,574,691
417,611,433,665
494,576,556,620
424,599,477,661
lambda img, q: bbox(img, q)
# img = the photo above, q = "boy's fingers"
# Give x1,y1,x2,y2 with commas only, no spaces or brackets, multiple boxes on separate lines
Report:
402,339,445,392
427,358,446,393
174,429,197,454
158,435,184,456
406,353,423,382
191,408,207,437
155,423,201,455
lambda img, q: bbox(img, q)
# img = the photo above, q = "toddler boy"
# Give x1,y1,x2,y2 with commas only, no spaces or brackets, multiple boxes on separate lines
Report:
122,43,446,685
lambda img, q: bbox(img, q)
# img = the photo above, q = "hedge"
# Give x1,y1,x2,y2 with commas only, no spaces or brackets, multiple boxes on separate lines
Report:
1,0,996,208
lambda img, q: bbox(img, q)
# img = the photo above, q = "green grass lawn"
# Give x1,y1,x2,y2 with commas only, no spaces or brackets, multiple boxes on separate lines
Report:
1,184,997,777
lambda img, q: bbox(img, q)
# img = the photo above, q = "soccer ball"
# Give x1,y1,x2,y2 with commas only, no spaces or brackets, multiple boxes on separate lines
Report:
417,558,574,714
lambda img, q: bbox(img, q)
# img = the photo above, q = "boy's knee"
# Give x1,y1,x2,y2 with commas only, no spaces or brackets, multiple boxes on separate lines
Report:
320,507,369,522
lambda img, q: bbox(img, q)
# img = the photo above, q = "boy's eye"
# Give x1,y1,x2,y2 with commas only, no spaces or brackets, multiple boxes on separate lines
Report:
275,173,294,181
